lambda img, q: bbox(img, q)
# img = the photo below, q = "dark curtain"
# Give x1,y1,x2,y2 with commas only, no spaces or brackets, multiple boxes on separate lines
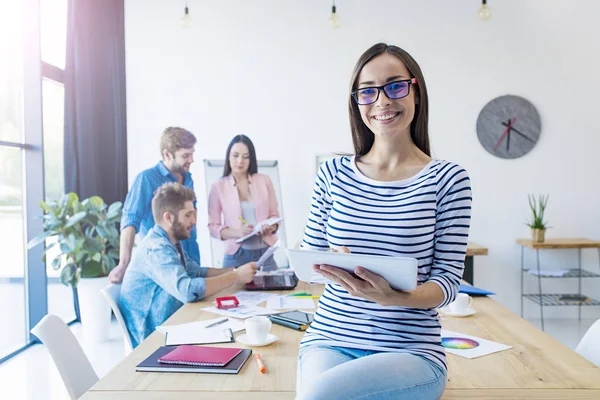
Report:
64,0,127,206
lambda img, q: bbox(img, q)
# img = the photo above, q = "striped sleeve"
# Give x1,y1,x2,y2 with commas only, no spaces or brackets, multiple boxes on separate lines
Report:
429,163,472,307
301,159,338,250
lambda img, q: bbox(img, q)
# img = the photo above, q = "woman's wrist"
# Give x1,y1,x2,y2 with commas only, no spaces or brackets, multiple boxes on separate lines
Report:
384,290,408,307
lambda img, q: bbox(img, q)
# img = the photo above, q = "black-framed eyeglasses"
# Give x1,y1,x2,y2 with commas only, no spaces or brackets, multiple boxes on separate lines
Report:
351,78,417,106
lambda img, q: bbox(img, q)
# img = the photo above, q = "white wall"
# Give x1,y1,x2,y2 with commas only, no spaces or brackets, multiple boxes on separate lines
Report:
124,0,600,318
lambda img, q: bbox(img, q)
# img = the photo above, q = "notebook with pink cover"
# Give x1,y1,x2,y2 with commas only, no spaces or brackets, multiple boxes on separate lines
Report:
158,345,242,367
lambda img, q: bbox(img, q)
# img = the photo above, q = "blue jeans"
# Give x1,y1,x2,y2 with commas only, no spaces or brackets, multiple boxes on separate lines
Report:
296,344,446,400
222,247,278,271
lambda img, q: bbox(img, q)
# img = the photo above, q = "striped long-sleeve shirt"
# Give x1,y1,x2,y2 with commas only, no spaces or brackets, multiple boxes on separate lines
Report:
300,155,472,371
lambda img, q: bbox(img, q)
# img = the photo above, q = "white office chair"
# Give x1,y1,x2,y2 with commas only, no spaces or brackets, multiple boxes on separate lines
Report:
30,315,99,400
576,319,600,367
100,284,133,355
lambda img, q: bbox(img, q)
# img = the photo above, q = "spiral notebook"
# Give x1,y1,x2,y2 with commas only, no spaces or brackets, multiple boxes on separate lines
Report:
137,346,252,374
158,345,242,366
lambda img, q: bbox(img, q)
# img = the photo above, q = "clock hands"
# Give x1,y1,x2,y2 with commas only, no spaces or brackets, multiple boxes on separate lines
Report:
494,117,516,152
506,119,510,151
500,121,536,143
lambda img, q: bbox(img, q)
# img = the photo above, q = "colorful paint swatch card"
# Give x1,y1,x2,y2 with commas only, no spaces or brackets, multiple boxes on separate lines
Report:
441,329,512,359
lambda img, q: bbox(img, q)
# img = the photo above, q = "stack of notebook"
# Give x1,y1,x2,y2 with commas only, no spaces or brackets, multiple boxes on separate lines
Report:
136,345,252,374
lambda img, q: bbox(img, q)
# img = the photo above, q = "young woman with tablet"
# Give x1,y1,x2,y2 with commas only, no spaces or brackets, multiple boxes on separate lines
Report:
296,43,472,400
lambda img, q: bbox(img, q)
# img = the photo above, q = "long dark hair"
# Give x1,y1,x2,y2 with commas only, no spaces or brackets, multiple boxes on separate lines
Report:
348,43,430,157
222,134,258,177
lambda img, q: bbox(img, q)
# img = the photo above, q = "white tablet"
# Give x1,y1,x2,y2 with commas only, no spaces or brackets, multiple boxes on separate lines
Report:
286,249,418,291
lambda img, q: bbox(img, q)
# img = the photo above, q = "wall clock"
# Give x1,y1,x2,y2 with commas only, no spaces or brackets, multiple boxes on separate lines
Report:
476,95,541,159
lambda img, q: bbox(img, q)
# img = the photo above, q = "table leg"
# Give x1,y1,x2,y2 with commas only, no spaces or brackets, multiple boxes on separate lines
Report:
464,256,474,285
578,248,582,321
520,246,524,317
536,249,544,331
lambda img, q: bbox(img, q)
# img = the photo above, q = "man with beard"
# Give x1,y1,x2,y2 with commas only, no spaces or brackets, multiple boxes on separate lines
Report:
110,127,200,283
120,183,257,347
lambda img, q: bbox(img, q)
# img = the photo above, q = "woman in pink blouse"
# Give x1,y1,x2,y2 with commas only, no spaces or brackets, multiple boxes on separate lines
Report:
208,135,280,270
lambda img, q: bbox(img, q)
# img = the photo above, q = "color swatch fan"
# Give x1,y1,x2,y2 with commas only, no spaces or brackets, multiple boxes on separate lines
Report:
441,330,511,359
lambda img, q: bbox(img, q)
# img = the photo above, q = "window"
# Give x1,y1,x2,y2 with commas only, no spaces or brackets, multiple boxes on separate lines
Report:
42,78,74,323
0,0,27,360
0,0,70,362
0,147,26,357
0,0,24,143
40,0,68,70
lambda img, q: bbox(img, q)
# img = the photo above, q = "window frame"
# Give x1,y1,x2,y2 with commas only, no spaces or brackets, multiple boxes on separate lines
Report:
0,0,76,364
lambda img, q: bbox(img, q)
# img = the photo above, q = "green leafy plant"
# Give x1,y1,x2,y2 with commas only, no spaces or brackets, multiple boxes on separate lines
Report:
525,194,549,230
28,193,122,287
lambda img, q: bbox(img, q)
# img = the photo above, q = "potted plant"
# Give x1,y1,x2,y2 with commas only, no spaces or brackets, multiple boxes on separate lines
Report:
526,194,549,243
29,192,122,342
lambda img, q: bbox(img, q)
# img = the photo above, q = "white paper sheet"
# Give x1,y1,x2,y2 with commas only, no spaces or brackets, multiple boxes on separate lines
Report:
266,295,316,310
441,329,512,359
231,291,278,306
165,327,234,346
235,217,285,243
202,305,278,319
256,242,280,268
157,317,246,334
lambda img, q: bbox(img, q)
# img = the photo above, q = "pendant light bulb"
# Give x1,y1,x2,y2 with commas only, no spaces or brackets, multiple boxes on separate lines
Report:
181,5,193,27
328,4,341,29
478,0,491,21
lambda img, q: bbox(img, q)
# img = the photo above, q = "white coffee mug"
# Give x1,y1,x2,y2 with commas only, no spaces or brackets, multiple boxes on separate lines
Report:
449,293,473,314
245,316,272,343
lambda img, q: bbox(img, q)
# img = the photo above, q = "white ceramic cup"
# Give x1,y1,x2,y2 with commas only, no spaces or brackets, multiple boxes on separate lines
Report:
449,293,473,314
245,316,272,343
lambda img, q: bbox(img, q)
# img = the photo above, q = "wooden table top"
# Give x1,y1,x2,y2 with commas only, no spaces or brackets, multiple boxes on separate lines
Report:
517,238,600,249
83,281,600,399
466,241,488,256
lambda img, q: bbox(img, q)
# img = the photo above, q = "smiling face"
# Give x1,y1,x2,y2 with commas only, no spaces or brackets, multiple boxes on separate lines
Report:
228,142,251,175
164,147,195,175
169,200,196,241
356,53,416,140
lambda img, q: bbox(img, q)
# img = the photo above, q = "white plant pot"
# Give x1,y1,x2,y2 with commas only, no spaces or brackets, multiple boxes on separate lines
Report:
77,276,111,343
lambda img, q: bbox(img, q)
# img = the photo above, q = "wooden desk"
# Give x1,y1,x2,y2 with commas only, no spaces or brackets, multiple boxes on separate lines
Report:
517,238,600,249
83,282,600,399
463,241,489,285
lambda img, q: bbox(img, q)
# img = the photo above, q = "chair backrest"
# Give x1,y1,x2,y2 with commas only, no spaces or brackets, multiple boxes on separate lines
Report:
576,319,600,367
100,284,133,354
30,315,99,400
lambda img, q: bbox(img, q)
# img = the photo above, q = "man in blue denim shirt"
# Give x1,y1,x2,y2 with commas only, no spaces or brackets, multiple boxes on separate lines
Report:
110,127,201,283
120,183,257,347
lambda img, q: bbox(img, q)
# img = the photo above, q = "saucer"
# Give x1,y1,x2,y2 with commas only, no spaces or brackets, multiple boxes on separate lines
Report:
236,333,279,347
439,306,476,317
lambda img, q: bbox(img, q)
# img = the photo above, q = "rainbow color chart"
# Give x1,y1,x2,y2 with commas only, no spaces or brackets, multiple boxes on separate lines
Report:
441,337,480,350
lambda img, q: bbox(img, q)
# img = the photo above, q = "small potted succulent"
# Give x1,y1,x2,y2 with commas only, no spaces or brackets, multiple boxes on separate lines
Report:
526,194,549,243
